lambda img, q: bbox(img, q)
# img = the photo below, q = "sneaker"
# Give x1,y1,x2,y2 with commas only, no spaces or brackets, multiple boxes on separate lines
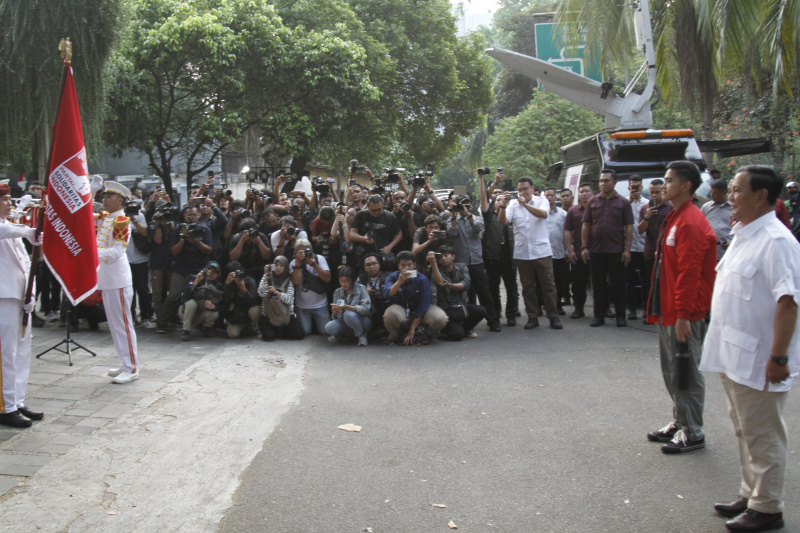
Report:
647,421,679,442
141,319,156,329
45,311,59,322
180,330,191,342
466,329,478,338
107,368,123,377
661,429,705,454
357,335,368,346
328,335,343,343
112,371,139,384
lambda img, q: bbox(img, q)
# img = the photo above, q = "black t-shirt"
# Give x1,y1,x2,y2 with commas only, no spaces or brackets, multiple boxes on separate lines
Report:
352,209,401,252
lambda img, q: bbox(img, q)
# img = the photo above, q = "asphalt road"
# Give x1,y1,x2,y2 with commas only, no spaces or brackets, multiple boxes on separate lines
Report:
219,319,800,533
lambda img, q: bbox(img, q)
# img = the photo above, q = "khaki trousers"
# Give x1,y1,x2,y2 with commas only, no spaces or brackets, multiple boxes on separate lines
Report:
515,257,558,319
383,304,447,340
720,374,789,513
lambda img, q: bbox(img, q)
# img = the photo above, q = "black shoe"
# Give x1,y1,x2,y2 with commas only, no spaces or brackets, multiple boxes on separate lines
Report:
488,322,501,332
181,330,191,342
571,308,585,319
506,317,516,327
661,430,705,454
383,337,398,346
202,326,213,338
715,496,748,518
524,317,539,329
0,411,32,428
725,509,784,531
515,311,521,317
616,317,627,327
17,406,43,421
549,317,563,329
628,311,637,320
647,421,679,442
557,307,566,316
590,317,605,327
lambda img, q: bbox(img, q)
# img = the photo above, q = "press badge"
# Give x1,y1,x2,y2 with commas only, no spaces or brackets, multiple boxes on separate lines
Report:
666,225,677,247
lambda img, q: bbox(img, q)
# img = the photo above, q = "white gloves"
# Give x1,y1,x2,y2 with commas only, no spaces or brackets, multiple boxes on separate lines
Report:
90,175,104,194
16,195,32,211
25,227,42,246
22,300,34,313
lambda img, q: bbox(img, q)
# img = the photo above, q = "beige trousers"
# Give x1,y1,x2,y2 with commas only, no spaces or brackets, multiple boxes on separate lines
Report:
383,304,448,340
720,373,789,513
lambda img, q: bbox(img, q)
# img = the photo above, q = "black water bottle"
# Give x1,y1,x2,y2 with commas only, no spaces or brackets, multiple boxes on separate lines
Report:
676,341,690,390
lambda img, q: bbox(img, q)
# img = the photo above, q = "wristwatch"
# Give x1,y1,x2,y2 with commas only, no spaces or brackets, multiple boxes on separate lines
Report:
771,355,789,366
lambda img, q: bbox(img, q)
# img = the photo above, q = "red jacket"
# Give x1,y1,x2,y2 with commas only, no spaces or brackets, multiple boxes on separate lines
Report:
647,201,717,326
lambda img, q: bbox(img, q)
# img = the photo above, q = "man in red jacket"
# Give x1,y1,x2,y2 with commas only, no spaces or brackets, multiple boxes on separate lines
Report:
646,161,718,454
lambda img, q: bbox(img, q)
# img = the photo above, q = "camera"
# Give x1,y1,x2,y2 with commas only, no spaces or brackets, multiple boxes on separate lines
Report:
235,270,246,280
246,227,259,238
234,208,253,219
350,159,364,173
383,168,405,183
497,167,504,174
202,268,210,277
301,248,314,259
425,162,435,176
284,226,296,237
433,230,447,240
290,204,301,214
123,201,141,217
408,171,427,188
337,205,348,215
179,223,206,240
154,204,179,222
398,201,412,213
311,176,330,195
477,167,491,176
263,195,274,205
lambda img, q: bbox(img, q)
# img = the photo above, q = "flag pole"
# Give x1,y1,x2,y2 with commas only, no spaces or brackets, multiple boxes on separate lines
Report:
22,38,72,338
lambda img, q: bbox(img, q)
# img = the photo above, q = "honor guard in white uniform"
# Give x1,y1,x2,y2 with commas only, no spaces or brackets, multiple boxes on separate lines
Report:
97,182,139,384
0,182,44,428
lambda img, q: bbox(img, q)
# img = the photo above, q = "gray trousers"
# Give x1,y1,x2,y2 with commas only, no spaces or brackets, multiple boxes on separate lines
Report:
658,319,707,441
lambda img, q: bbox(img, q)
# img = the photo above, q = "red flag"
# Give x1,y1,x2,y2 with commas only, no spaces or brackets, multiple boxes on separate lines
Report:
42,64,98,305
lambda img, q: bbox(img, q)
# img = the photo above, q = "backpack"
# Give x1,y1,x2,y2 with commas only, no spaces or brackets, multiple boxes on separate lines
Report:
265,277,292,327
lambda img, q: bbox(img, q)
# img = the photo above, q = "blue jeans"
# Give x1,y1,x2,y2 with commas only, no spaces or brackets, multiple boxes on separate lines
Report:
296,306,330,335
325,311,372,339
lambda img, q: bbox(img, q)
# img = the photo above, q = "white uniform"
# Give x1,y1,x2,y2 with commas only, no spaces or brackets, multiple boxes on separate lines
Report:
0,218,35,414
97,210,138,373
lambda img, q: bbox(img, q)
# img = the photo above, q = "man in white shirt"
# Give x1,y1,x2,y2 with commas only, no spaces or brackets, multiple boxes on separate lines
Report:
498,177,562,330
700,165,800,532
626,176,647,319
0,183,44,427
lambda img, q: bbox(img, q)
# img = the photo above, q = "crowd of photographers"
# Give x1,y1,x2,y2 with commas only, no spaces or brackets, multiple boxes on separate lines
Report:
32,163,643,346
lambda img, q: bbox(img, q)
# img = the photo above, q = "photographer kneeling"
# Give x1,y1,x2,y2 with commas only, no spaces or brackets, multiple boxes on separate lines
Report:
257,257,305,341
325,266,372,346
427,247,487,341
382,251,447,346
221,261,261,338
291,238,331,335
179,261,224,341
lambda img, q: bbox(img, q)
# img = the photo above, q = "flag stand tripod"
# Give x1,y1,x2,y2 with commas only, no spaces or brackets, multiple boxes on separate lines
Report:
36,308,96,366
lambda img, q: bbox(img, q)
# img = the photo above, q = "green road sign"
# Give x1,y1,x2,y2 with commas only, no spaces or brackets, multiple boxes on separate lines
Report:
535,23,601,82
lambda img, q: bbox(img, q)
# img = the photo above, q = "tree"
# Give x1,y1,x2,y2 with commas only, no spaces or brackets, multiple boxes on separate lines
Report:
482,90,604,184
0,0,125,175
105,0,377,197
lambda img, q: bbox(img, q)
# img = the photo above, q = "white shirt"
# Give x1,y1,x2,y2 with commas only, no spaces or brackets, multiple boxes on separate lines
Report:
126,213,149,264
505,196,552,260
290,254,329,310
700,212,800,392
96,209,133,290
271,230,308,251
546,206,567,259
0,219,33,300
629,198,646,253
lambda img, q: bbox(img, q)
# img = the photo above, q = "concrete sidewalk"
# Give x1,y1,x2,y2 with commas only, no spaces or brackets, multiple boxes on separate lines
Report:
0,321,309,532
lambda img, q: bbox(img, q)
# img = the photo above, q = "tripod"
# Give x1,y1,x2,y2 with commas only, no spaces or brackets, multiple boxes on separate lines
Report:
36,308,96,366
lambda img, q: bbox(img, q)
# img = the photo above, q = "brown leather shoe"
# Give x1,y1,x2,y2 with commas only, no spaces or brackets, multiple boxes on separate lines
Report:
715,496,748,518
725,509,784,531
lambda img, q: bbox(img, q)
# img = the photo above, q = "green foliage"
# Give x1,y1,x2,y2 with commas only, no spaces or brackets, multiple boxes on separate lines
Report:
0,0,126,170
106,0,377,196
482,90,603,185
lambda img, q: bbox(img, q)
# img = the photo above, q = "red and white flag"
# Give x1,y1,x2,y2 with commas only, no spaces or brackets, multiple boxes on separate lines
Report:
42,64,98,305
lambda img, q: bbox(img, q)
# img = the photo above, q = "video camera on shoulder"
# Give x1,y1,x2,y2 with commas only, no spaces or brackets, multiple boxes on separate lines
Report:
124,200,142,217
383,168,405,184
408,171,427,188
311,176,331,195
153,204,180,222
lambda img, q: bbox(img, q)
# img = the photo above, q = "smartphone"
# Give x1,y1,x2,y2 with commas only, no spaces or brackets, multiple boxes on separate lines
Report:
434,252,442,261
649,198,657,208
349,179,357,186
407,269,418,278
